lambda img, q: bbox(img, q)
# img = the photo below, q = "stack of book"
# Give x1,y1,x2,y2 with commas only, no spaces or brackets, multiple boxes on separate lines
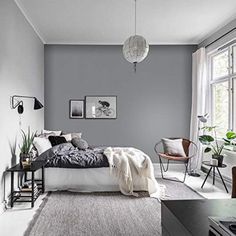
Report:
20,181,38,197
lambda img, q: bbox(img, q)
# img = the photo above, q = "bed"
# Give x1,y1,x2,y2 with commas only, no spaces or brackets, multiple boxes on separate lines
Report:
35,143,149,193
43,167,148,192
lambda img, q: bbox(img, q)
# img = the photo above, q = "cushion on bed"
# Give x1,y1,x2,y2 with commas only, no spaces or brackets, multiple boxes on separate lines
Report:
33,137,52,155
43,129,62,136
37,132,56,138
61,132,82,141
71,138,89,150
71,132,82,139
161,138,186,157
48,136,67,146
61,133,72,142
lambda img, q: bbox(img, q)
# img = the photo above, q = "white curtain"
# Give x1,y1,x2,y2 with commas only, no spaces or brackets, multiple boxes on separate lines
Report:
189,47,208,172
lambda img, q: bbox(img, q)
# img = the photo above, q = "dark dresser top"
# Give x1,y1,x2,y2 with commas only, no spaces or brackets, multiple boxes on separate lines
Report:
162,199,236,236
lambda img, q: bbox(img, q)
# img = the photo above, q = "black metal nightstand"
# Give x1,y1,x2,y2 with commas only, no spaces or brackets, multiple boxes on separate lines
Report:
7,161,46,208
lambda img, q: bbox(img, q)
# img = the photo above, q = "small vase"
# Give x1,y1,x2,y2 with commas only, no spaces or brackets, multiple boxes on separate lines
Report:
19,153,30,168
212,154,224,167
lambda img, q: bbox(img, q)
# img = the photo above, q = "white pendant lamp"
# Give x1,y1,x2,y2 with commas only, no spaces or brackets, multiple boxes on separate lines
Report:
123,0,149,72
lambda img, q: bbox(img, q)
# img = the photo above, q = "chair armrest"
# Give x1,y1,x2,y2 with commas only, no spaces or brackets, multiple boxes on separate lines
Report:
158,152,190,161
188,141,198,159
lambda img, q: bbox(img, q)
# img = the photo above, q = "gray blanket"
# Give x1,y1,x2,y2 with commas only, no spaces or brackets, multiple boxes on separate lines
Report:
35,143,109,168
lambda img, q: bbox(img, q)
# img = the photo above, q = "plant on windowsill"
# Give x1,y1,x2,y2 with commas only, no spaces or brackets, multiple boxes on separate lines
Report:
19,127,36,168
199,126,225,166
223,131,236,151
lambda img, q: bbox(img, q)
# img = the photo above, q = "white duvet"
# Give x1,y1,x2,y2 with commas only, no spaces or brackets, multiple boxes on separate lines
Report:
104,147,165,200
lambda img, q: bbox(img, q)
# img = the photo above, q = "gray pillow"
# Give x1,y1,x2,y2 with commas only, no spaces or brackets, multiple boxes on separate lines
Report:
71,138,89,150
161,138,186,157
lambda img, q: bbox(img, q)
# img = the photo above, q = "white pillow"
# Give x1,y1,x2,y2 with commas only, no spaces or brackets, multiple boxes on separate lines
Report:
43,129,62,136
33,137,52,155
38,132,56,138
61,134,72,142
161,138,186,157
71,132,82,139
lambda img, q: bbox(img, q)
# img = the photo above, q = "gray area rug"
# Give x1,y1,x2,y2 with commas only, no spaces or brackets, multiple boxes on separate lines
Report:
24,179,203,236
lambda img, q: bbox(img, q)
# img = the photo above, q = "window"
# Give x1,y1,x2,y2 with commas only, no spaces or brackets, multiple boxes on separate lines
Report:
212,81,229,136
209,43,236,137
212,50,229,78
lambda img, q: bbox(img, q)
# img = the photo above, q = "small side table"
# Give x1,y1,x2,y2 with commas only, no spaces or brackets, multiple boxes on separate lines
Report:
7,161,45,208
201,161,228,193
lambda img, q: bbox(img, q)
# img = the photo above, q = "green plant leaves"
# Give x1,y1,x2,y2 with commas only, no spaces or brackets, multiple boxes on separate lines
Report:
199,135,214,144
204,147,212,153
223,138,230,144
19,127,36,154
226,131,236,140
199,127,236,155
201,126,217,132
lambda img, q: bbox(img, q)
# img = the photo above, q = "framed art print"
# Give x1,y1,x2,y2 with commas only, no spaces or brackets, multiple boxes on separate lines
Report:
85,96,117,119
69,100,84,119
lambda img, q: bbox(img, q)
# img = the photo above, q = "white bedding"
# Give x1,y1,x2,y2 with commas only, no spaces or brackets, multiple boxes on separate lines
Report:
42,167,148,192
104,147,162,198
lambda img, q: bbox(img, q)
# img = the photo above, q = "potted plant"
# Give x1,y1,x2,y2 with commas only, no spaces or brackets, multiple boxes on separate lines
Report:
199,126,225,166
223,131,236,151
19,127,35,168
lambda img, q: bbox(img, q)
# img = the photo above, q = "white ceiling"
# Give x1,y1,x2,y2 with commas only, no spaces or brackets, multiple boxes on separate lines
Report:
15,0,236,45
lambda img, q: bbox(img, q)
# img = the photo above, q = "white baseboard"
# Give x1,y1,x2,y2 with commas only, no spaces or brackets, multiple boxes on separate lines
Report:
0,201,6,215
0,204,3,215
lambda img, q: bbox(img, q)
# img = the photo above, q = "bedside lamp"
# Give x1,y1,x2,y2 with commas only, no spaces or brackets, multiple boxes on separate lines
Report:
11,95,43,114
198,113,209,124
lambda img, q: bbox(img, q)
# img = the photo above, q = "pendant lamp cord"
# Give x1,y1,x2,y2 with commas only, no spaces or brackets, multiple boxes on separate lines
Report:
134,0,137,35
134,0,137,72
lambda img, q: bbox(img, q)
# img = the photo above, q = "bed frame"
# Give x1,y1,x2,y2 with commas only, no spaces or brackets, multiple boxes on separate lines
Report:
36,167,148,192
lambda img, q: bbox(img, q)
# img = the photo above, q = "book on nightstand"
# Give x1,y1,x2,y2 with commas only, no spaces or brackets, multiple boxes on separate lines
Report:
209,216,236,236
21,180,37,189
20,181,38,195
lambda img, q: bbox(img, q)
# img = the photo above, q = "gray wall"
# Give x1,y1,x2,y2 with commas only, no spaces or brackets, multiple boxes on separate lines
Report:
0,0,44,208
45,45,196,161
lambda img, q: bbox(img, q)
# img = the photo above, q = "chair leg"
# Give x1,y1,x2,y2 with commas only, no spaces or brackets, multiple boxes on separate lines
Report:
159,156,188,183
159,156,164,179
160,158,169,172
183,161,189,183
165,160,170,172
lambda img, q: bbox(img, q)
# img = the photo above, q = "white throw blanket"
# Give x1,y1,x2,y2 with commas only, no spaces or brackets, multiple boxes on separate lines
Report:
104,147,165,200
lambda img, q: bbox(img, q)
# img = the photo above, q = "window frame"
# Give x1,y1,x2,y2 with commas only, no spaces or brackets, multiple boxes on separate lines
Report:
208,43,236,135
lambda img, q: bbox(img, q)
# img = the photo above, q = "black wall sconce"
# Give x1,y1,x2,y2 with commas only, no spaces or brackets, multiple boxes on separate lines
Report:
11,95,44,114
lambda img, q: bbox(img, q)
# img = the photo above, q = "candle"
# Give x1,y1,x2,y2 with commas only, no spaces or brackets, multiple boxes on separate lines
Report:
211,159,218,166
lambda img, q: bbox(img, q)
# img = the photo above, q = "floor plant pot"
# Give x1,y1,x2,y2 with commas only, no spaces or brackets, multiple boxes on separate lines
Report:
212,154,224,167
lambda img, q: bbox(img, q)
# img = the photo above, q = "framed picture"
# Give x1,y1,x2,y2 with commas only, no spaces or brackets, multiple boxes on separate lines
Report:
69,100,84,119
85,96,117,119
